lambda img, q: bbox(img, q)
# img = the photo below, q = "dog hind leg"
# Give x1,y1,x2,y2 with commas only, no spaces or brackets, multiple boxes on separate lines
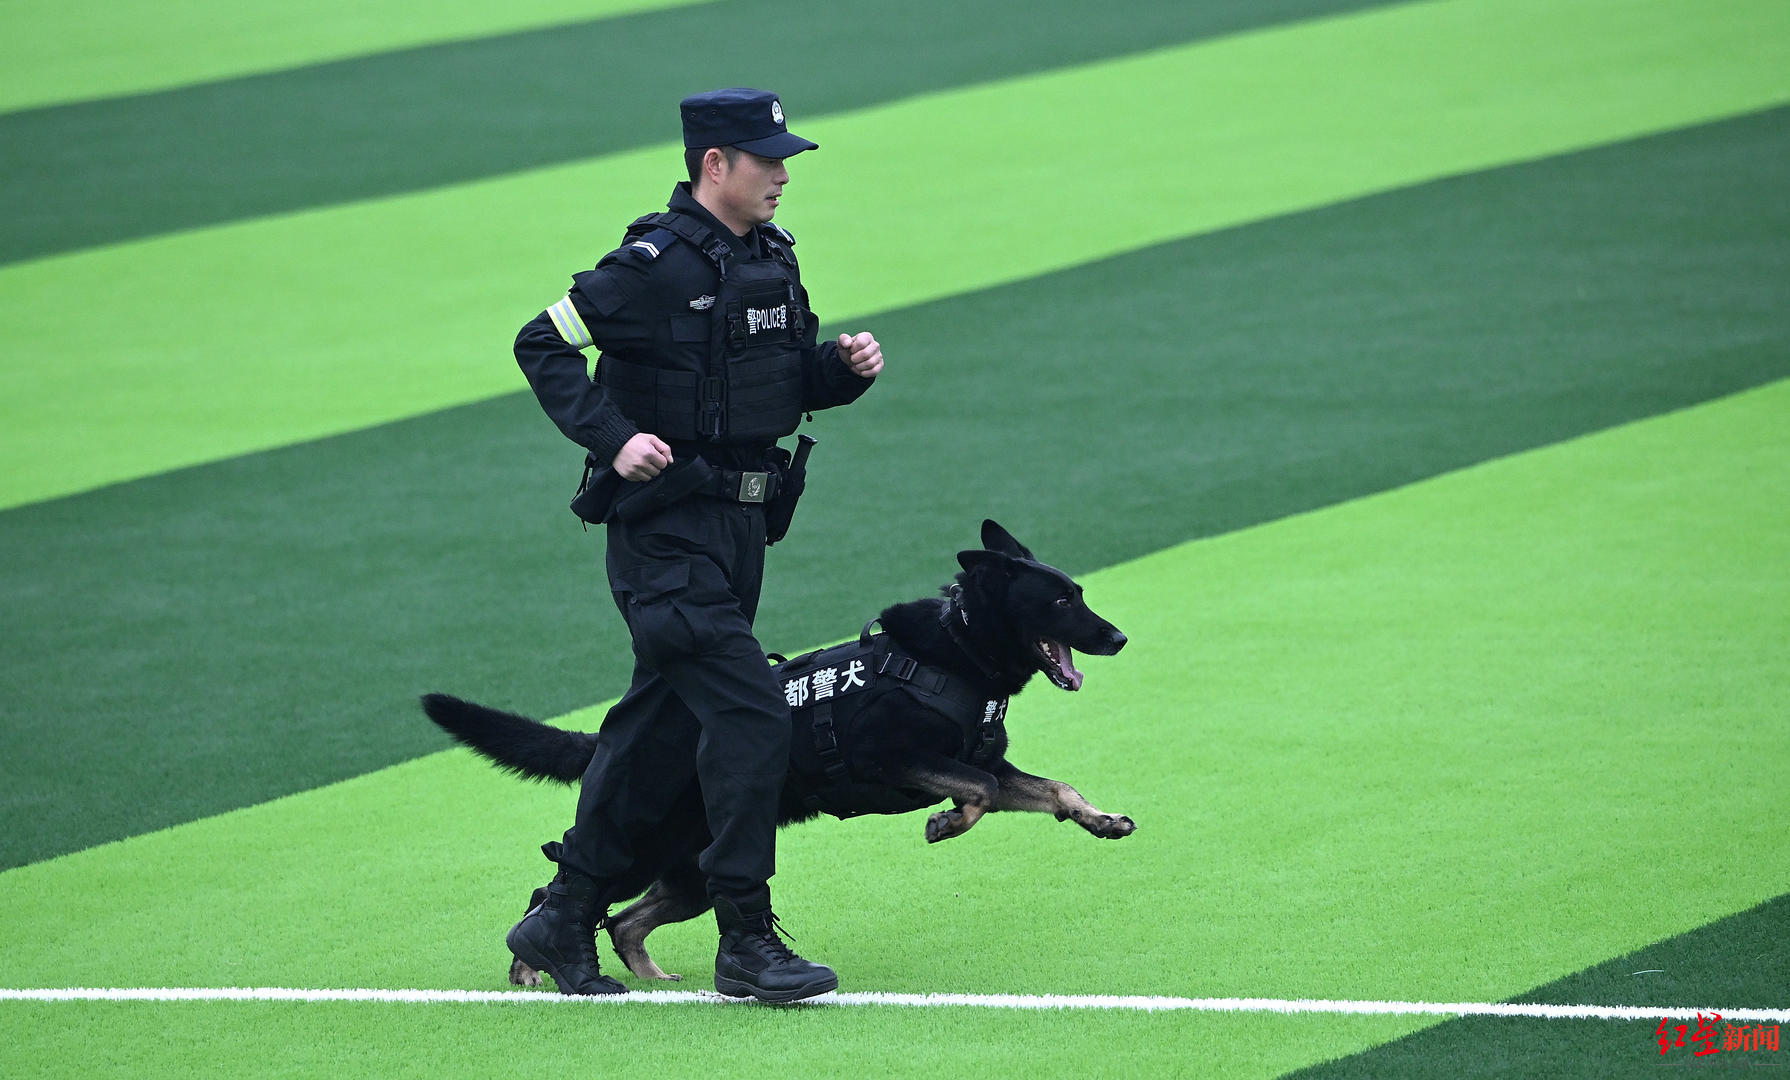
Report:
606,860,710,981
509,886,549,986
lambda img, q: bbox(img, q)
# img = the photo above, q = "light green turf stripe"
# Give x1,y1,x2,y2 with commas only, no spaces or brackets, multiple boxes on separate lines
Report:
0,0,711,113
1,379,1784,1073
2,0,1786,511
0,1004,1425,1080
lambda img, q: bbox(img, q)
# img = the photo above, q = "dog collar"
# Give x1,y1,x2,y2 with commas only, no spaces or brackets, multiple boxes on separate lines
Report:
940,585,1004,682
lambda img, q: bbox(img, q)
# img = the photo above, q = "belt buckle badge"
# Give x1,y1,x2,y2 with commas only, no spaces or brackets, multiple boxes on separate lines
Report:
738,471,769,503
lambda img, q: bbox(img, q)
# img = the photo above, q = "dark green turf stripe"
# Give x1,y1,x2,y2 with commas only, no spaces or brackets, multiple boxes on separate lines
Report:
3,107,1786,870
0,0,1394,265
1281,893,1790,1078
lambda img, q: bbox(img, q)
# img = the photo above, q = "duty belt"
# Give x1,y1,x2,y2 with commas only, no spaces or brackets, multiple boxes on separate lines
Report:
698,466,779,505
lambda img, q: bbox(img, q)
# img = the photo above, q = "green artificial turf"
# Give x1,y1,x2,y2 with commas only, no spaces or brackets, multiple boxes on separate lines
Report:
1,379,1785,1077
1289,895,1790,1077
4,0,1787,507
0,0,706,111
0,1004,1426,1080
0,0,1396,262
4,105,1786,870
5,2,1785,1075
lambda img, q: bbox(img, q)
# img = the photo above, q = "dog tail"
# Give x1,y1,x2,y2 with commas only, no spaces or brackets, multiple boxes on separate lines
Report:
419,693,596,784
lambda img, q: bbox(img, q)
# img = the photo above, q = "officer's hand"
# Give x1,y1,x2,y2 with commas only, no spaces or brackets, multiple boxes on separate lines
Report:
838,332,883,378
613,433,673,481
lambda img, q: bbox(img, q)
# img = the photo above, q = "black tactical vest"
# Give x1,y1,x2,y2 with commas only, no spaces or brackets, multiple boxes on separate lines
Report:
772,624,1009,820
597,210,807,443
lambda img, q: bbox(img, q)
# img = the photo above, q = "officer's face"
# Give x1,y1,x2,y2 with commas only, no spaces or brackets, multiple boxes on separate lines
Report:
715,151,790,227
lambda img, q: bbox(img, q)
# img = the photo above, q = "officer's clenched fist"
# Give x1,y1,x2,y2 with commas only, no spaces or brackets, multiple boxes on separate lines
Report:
838,332,883,378
613,432,674,481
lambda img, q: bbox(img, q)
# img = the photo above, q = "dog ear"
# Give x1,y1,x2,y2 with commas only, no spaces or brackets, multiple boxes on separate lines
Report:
956,549,1012,576
980,519,1035,561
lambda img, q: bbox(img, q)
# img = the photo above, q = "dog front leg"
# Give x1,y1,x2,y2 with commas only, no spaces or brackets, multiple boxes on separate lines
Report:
891,755,999,843
990,761,1135,839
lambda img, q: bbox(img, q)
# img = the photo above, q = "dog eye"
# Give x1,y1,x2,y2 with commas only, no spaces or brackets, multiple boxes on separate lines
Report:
1054,596,1072,608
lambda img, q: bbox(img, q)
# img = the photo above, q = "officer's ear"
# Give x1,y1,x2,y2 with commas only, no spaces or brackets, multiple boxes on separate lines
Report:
700,147,731,188
979,520,1035,561
956,549,1014,576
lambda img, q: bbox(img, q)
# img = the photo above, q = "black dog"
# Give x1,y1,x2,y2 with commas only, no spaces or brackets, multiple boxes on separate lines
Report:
423,520,1135,984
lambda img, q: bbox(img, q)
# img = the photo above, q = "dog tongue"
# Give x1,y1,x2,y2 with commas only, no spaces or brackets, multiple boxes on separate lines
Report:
1050,641,1084,691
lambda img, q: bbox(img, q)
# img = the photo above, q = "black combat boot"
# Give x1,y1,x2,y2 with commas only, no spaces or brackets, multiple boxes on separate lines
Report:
505,867,626,995
712,898,838,1003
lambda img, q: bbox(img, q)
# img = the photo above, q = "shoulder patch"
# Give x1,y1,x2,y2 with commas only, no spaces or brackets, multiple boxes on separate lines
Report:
627,226,677,259
598,226,677,268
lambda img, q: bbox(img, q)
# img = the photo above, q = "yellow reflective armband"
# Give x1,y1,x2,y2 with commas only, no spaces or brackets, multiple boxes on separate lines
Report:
546,295,593,349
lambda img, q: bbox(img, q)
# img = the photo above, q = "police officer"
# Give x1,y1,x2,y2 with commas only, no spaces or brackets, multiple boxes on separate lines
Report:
506,88,882,1002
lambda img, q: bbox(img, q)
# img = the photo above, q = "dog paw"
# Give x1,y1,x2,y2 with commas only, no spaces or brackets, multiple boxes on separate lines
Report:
925,810,962,844
510,958,543,987
1087,813,1135,839
620,951,683,982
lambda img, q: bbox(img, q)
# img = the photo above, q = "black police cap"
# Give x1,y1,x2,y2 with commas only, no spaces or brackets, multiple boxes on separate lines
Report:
680,88,818,158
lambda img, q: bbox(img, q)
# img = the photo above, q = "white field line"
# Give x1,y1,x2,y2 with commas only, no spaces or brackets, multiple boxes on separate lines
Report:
2,987,1787,1022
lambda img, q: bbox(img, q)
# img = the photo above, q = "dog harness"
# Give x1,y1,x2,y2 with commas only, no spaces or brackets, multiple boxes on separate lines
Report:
772,620,1007,820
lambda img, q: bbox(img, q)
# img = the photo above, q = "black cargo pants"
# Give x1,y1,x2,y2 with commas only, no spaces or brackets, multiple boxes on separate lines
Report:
556,492,788,913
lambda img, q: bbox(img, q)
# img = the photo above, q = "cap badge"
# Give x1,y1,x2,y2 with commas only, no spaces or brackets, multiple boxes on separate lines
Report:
771,100,784,125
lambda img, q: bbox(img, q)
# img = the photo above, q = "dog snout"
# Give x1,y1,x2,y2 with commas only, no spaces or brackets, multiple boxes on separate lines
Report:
1107,629,1127,652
